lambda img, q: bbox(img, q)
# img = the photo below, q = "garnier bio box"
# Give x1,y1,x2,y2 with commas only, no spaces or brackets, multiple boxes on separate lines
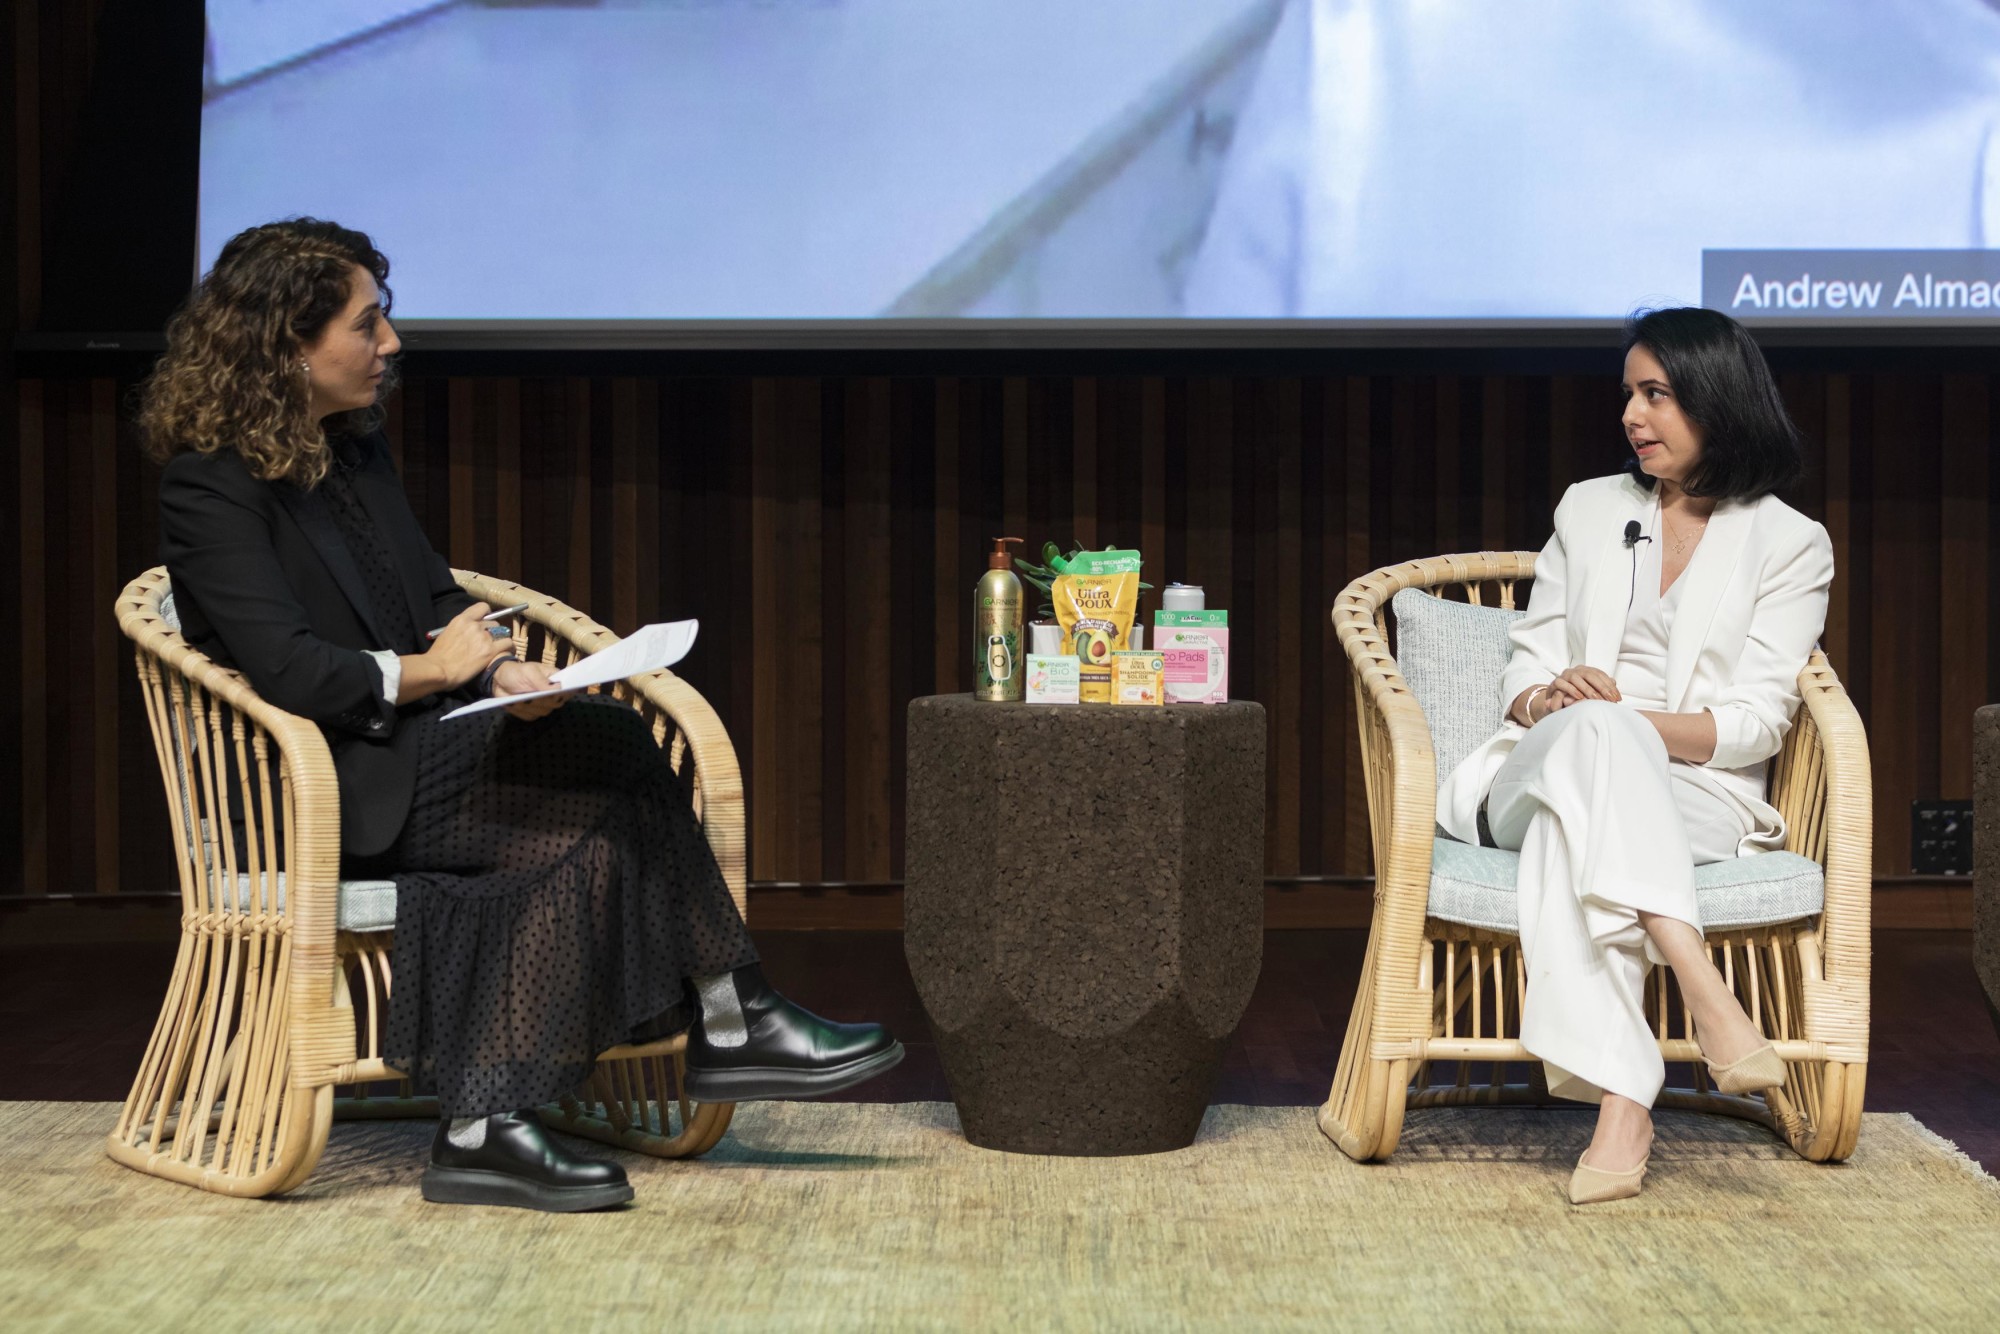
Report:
1154,609,1228,704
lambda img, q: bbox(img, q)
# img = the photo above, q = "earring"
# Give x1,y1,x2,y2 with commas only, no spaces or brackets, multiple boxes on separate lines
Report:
298,359,311,375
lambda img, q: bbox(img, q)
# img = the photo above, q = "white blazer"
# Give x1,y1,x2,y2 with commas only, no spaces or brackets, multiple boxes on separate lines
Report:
1436,473,1836,855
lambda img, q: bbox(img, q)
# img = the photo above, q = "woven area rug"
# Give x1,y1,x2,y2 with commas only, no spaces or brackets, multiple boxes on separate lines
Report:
4,1102,1996,1331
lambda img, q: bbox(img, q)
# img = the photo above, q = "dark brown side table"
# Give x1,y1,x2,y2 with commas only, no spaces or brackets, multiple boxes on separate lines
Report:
903,695,1266,1155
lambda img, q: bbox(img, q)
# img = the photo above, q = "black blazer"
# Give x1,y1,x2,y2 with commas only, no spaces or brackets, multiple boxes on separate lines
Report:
158,431,478,858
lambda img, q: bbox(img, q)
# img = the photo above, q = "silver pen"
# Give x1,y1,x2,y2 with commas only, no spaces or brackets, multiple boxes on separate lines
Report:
426,602,530,641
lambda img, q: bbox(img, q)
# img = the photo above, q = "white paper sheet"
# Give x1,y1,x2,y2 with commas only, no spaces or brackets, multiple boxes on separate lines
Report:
441,619,698,719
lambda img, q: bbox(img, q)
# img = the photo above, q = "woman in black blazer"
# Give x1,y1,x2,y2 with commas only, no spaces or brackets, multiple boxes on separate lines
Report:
143,219,902,1212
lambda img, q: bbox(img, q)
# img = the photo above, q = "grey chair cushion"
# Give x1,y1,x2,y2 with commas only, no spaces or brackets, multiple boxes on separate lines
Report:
223,873,399,933
1428,836,1825,933
335,879,398,933
1390,588,1523,791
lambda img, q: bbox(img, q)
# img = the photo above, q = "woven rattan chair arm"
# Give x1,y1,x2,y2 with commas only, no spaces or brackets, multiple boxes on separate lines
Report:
453,572,749,920
1332,601,1440,877
1795,651,1872,991
622,676,748,919
117,570,342,788
118,567,351,1087
455,570,619,659
1331,567,1441,931
1355,679,1442,924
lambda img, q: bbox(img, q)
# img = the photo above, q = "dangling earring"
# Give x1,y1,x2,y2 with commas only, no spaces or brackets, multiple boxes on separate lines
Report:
297,359,311,376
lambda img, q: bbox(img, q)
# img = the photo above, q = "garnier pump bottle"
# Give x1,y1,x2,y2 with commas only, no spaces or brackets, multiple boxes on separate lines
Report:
975,537,1025,701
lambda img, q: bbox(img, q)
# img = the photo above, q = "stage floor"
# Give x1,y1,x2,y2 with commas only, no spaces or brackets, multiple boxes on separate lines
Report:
4,1100,1996,1328
3,928,1995,1173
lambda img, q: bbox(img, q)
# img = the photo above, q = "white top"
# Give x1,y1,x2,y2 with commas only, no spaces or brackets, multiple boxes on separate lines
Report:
1613,503,1772,841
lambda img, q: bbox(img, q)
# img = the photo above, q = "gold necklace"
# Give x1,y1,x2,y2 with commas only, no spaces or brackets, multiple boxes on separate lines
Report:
1666,512,1709,558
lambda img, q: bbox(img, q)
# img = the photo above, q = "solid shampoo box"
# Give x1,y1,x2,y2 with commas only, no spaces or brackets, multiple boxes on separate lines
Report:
1154,610,1228,704
1110,650,1164,706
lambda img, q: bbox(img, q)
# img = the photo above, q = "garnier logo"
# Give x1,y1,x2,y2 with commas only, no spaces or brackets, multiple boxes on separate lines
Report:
982,596,992,606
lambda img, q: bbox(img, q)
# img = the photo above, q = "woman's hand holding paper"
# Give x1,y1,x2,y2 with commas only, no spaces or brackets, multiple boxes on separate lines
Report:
492,659,568,721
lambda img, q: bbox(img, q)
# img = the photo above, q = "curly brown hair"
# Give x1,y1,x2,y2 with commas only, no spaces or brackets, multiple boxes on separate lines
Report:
139,218,395,487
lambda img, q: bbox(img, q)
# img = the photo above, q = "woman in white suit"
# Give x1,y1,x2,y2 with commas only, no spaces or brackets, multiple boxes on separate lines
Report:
1436,307,1835,1203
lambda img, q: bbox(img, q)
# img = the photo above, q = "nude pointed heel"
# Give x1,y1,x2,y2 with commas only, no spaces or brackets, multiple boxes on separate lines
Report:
1568,1149,1649,1205
1705,1041,1786,1095
1691,1016,1787,1095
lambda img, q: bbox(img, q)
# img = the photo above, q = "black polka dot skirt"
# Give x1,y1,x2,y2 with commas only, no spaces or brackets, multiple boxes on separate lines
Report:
368,695,758,1117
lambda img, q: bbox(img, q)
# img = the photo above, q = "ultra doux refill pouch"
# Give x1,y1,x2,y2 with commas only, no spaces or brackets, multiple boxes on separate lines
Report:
1053,549,1141,703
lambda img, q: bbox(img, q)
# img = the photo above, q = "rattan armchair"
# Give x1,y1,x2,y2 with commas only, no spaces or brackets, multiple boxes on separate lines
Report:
1322,552,1872,1163
107,566,747,1197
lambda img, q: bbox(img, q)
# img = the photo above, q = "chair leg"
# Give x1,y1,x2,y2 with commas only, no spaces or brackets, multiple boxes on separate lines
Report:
1780,1061,1865,1163
1320,935,1408,1162
1740,929,1864,1164
268,1084,336,1196
1829,1063,1866,1161
105,924,335,1197
1660,1060,1863,1162
1321,1054,1410,1163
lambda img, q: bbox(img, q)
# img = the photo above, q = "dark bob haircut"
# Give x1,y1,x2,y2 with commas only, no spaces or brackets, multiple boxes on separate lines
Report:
1622,306,1803,502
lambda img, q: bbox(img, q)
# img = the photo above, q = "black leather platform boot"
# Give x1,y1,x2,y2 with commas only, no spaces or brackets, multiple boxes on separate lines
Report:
683,965,905,1102
421,1109,634,1212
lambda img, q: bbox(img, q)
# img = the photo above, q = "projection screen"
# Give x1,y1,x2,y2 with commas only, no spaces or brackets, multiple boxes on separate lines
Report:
199,0,2000,339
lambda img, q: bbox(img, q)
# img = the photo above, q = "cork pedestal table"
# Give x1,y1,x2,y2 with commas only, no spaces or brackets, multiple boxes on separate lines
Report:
903,694,1266,1155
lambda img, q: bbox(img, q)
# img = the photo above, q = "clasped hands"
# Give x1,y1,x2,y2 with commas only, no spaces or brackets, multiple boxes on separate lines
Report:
1518,664,1717,762
424,601,568,721
1522,665,1621,725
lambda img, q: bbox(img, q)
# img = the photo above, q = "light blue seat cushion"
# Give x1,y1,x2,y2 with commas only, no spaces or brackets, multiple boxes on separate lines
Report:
222,873,399,933
1428,837,1825,933
1389,587,1824,931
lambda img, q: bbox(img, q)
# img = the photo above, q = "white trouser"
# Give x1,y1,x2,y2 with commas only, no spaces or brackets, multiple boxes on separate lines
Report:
1485,702,1752,1108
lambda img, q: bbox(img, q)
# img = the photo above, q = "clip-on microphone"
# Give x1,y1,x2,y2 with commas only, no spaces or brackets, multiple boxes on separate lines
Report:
1624,519,1654,610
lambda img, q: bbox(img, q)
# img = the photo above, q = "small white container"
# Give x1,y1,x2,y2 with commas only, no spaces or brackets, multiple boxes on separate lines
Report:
1163,584,1205,612
1025,655,1081,704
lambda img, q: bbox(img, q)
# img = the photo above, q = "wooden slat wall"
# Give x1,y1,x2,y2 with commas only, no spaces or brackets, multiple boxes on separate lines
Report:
6,370,1998,902
6,9,1994,906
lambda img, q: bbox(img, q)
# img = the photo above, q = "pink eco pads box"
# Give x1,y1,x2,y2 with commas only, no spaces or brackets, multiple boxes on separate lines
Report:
1154,610,1228,703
